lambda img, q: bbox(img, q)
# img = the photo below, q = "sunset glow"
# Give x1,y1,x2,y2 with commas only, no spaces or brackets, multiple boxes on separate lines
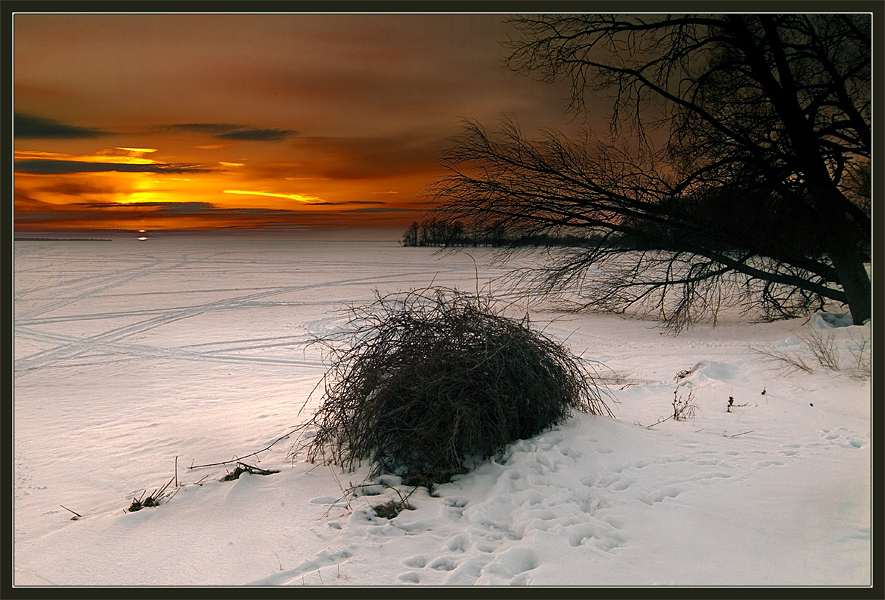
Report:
222,190,321,203
14,12,581,238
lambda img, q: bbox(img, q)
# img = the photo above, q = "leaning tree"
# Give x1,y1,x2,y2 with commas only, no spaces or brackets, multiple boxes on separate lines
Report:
427,14,871,330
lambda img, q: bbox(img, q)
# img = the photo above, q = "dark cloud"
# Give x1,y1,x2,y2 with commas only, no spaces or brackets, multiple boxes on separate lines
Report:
343,207,417,213
14,190,60,211
294,133,447,181
164,123,296,141
73,200,313,218
129,203,304,217
14,195,409,232
14,160,214,175
38,182,118,196
310,200,386,206
164,123,240,135
83,201,218,213
216,128,295,141
15,113,110,139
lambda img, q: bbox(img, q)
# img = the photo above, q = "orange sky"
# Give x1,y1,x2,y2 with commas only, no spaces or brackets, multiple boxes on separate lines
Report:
14,12,589,238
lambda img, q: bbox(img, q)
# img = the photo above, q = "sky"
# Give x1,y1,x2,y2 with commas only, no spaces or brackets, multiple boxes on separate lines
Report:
13,12,590,239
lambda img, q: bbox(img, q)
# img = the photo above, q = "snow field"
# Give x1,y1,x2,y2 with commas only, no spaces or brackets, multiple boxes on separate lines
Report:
13,239,871,587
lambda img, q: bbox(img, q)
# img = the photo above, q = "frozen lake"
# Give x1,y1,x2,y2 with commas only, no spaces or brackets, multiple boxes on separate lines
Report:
13,239,871,587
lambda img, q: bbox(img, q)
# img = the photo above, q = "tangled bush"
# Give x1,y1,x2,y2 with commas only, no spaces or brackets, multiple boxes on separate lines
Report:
300,287,613,487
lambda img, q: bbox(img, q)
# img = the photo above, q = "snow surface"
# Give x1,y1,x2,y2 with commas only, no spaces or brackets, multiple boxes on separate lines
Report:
13,239,871,588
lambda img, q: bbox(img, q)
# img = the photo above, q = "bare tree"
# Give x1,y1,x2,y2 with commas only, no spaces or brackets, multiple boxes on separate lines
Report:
427,13,871,330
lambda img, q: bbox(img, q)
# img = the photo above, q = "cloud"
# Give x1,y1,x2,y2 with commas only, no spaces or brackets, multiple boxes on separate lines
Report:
14,160,214,175
216,129,295,141
294,133,448,181
164,123,296,142
343,207,417,213
15,113,110,139
85,201,219,213
14,189,60,211
37,181,119,197
164,123,239,135
310,200,386,206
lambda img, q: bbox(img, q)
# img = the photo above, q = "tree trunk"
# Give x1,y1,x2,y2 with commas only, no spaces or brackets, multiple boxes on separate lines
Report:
824,223,871,325
740,17,871,325
814,184,871,325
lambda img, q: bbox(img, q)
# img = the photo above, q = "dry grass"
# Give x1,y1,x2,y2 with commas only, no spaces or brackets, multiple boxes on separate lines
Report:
798,327,841,372
296,287,613,487
751,321,870,380
750,344,815,375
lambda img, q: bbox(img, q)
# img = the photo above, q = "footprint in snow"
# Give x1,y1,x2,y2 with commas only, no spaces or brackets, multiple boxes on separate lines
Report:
819,429,868,449
428,556,458,571
640,484,683,505
397,571,420,583
443,497,468,517
445,534,470,553
443,556,492,585
403,555,426,568
476,547,540,585
444,497,468,507
780,443,800,456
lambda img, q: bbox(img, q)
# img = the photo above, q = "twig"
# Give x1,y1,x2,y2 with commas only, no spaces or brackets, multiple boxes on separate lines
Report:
322,462,354,518
188,425,308,470
647,414,673,428
465,252,480,298
220,462,281,482
60,505,82,518
156,476,174,498
390,486,417,508
237,462,279,476
728,430,753,438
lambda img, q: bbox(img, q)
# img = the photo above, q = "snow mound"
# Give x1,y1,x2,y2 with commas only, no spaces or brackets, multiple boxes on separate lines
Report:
812,311,855,329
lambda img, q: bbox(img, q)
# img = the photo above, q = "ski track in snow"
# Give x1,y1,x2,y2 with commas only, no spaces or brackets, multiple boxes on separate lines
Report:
14,243,482,374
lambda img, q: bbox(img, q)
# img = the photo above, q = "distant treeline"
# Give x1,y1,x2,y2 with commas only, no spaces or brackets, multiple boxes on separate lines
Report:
400,219,597,248
15,237,112,242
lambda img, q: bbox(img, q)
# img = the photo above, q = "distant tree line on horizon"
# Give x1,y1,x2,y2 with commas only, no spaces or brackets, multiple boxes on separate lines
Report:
400,218,601,248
